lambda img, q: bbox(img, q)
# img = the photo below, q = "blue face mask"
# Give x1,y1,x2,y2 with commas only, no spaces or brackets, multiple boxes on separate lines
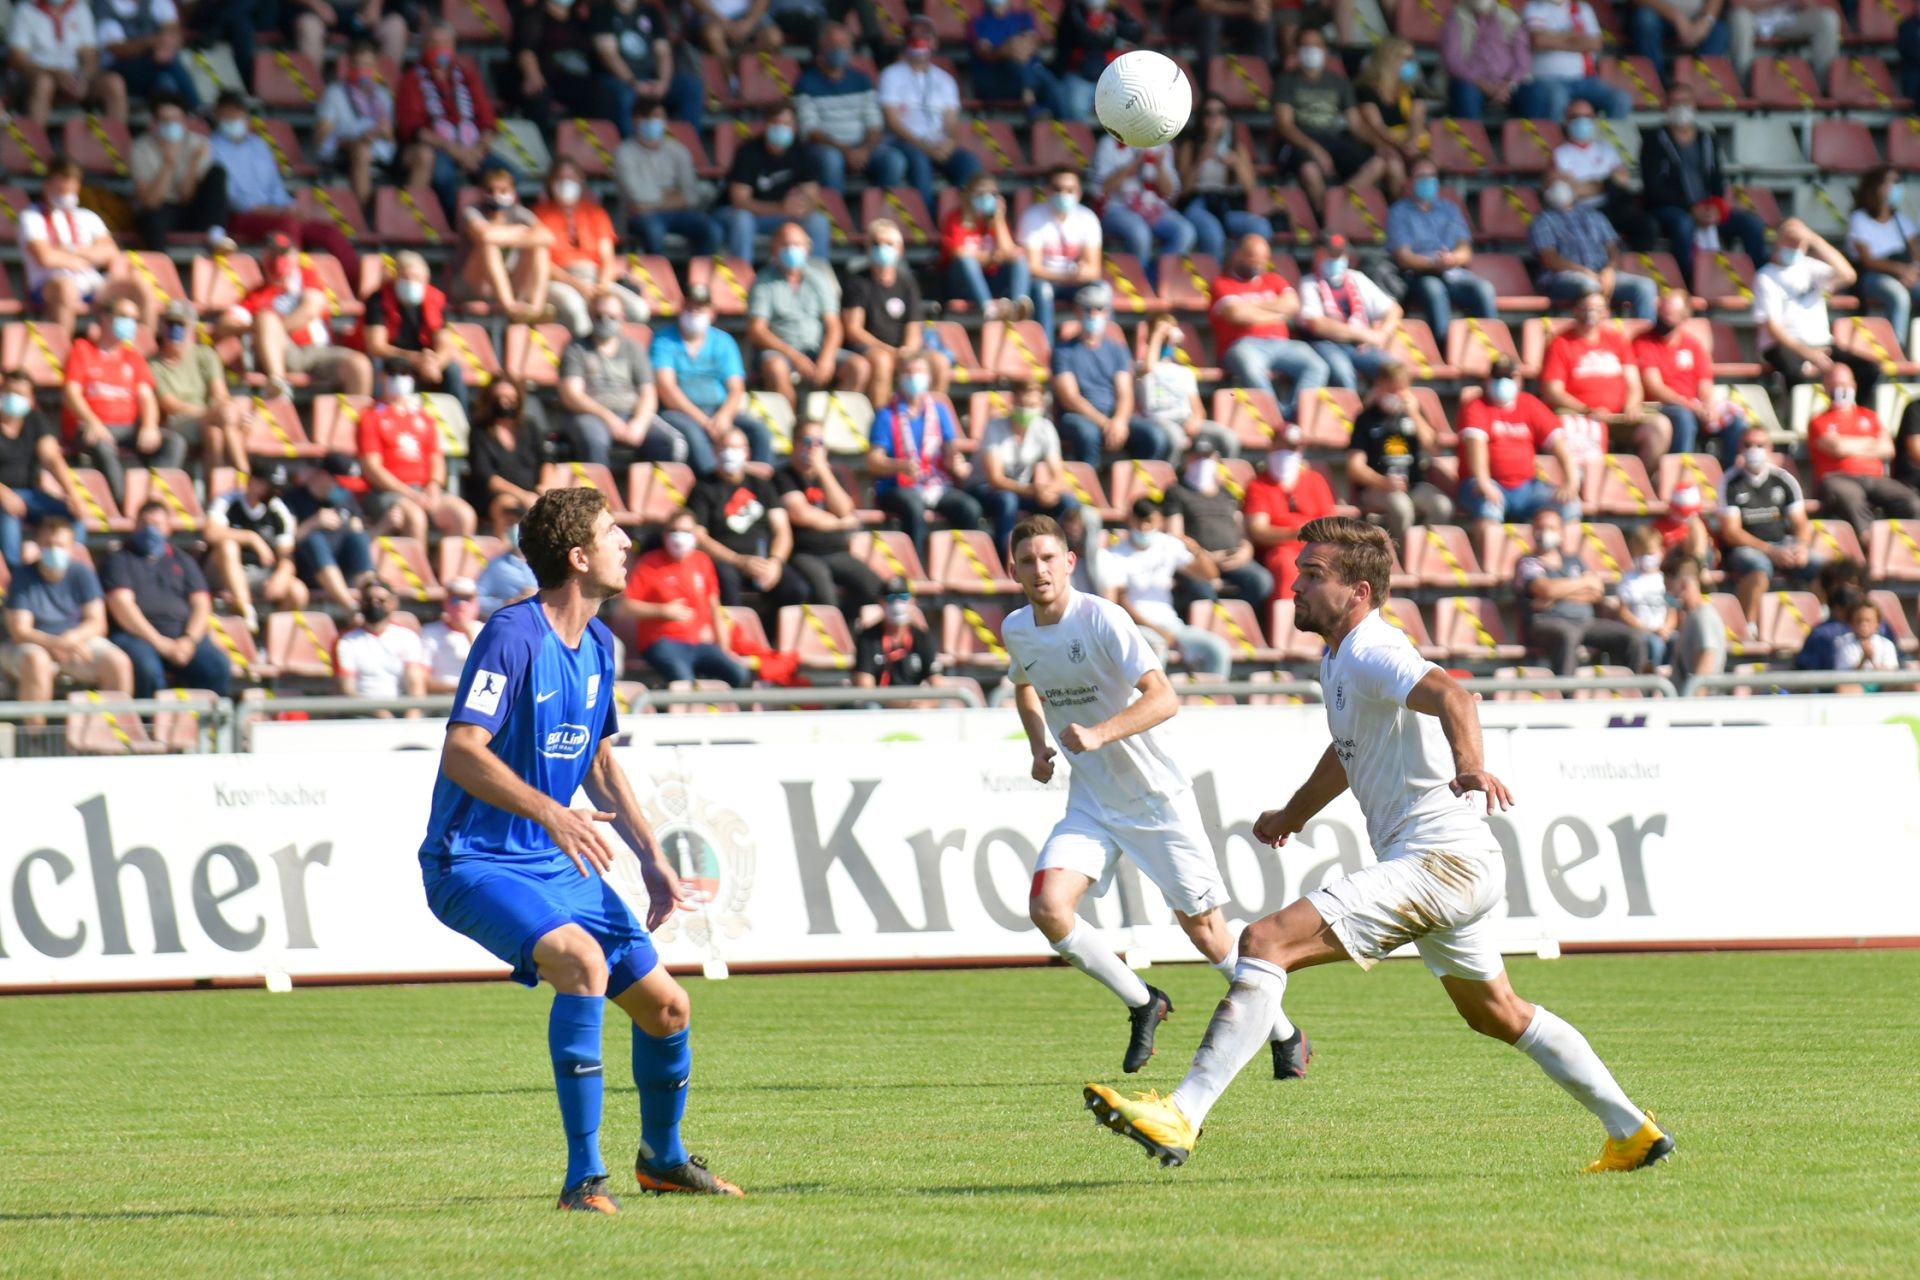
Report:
130,526,165,557
638,117,666,142
40,543,70,574
971,192,997,216
824,47,850,70
1,392,29,418
1777,246,1803,268
1567,116,1597,143
1413,175,1439,204
1083,312,1108,338
1399,60,1418,84
163,322,189,345
902,371,930,398
766,123,795,150
1489,377,1517,406
1051,192,1079,214
873,243,900,267
111,315,138,343
779,244,810,271
1161,343,1178,360
1324,257,1348,285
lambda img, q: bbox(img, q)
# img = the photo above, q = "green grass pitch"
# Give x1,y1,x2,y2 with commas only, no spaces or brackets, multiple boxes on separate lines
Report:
3,951,1917,1278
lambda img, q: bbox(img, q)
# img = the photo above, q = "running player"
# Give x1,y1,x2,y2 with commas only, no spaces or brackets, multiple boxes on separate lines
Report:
420,487,743,1213
1004,515,1310,1079
1084,517,1672,1173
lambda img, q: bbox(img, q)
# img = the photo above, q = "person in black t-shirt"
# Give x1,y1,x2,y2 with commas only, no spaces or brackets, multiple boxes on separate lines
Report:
842,217,950,403
853,576,944,704
1718,425,1815,624
101,500,233,698
1345,362,1453,551
718,102,832,261
686,425,811,611
1165,436,1272,607
774,420,884,612
589,0,686,137
508,0,600,138
464,379,550,536
1899,397,1920,491
205,465,308,631
0,370,77,570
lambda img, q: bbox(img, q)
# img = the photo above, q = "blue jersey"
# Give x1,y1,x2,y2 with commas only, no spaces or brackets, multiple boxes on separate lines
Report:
420,598,620,871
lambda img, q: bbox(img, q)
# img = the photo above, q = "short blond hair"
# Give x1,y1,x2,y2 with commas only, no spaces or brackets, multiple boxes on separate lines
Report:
866,217,901,243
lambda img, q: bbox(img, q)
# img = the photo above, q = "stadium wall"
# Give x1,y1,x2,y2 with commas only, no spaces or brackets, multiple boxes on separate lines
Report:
4,713,1919,991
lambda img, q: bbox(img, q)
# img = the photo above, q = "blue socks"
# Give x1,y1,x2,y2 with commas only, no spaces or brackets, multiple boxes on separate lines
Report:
632,1025,691,1171
548,993,606,1189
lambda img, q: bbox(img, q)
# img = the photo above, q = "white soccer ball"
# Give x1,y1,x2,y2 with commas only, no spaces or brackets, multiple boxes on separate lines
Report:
1095,50,1193,150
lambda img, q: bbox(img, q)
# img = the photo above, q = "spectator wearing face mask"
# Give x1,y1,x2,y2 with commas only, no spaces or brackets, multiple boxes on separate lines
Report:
652,285,752,476
619,507,753,687
971,379,1079,553
102,499,232,699
1514,506,1648,676
130,92,233,254
357,360,480,543
1296,231,1403,393
336,580,428,707
1350,39,1428,204
844,219,947,407
1016,166,1102,339
364,251,471,417
8,0,127,127
1441,0,1533,120
1050,0,1140,122
1167,436,1272,607
1102,497,1232,676
558,293,682,471
616,98,718,256
0,372,80,571
1051,283,1172,465
1530,171,1657,320
450,164,555,326
1456,357,1581,536
1347,362,1453,550
1242,425,1336,600
1718,425,1813,628
747,222,863,414
718,101,832,264
397,21,517,223
65,294,174,507
968,0,1066,118
283,459,374,613
687,427,810,611
1806,363,1920,541
1551,101,1651,250
421,577,483,694
217,231,374,401
1090,130,1196,288
865,352,979,558
1134,313,1238,464
795,25,883,193
1613,524,1677,670
532,160,651,341
852,577,945,705
940,174,1033,321
148,301,247,478
1272,28,1381,220
1639,86,1767,279
1649,483,1712,563
1387,159,1496,338
207,91,360,281
1540,287,1668,474
1211,234,1329,423
1,514,133,716
1754,218,1877,396
1663,554,1725,685
875,17,981,220
775,421,884,612
314,40,397,208
589,0,689,137
1176,94,1275,261
21,161,150,336
205,464,305,633
1516,0,1630,120
465,379,548,539
1633,289,1744,462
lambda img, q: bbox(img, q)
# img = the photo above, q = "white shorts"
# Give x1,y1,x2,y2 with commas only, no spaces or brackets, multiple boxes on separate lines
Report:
1035,787,1228,917
1305,843,1505,982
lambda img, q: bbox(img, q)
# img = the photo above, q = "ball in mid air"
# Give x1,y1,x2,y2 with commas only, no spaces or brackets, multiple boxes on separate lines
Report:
1095,50,1193,149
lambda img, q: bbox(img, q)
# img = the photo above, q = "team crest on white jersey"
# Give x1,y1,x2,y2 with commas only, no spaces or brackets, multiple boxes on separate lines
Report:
1068,640,1086,663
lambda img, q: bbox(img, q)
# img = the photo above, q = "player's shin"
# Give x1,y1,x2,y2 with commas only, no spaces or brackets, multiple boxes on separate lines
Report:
549,993,609,1189
1169,958,1290,1126
1513,1006,1646,1140
1051,922,1152,1007
632,1025,692,1171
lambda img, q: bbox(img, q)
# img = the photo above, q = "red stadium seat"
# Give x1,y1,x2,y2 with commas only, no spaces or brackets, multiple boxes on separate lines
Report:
964,389,1012,444
0,120,53,175
1829,55,1902,109
942,602,1013,670
1478,522,1536,583
295,185,371,242
66,691,165,755
850,530,936,593
1393,0,1450,45
1871,590,1919,654
1246,186,1319,247
669,122,720,179
1834,315,1920,376
1431,597,1526,662
440,323,503,388
62,115,132,177
1811,120,1881,173
1297,387,1362,450
1385,320,1457,380
1429,118,1498,175
1707,592,1776,658
1729,186,1783,232
438,534,506,587
1102,254,1159,315
207,615,268,683
1890,117,1920,171
925,321,986,385
243,395,325,460
1868,520,1920,583
556,118,622,177
546,461,635,524
1593,454,1664,518
1658,453,1726,507
739,52,802,107
374,186,455,247
1753,56,1834,108
1212,388,1289,452
3,321,72,386
1671,56,1752,110
66,468,130,535
1189,598,1283,664
1499,119,1562,175
1108,458,1177,510
979,320,1051,382
629,461,695,523
777,603,856,671
1477,185,1540,243
307,394,371,453
1409,524,1494,589
1620,251,1689,300
1446,318,1519,377
1758,589,1823,654
1692,250,1758,311
1030,121,1096,173
447,0,511,41
1491,666,1561,701
264,609,340,680
1571,520,1631,583
964,119,1031,174
371,535,444,603
1324,185,1389,245
1156,254,1219,311
1476,253,1549,312
927,529,1018,594
861,187,937,250
1059,461,1116,521
686,257,756,315
112,251,189,313
1266,599,1331,663
252,50,324,109
0,185,32,243
1209,55,1273,110
1600,55,1665,110
1377,598,1447,660
124,467,206,531
504,323,572,386
1809,518,1865,566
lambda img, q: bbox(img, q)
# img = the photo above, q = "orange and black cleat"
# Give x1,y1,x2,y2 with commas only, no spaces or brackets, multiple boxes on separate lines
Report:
557,1174,621,1214
635,1152,744,1197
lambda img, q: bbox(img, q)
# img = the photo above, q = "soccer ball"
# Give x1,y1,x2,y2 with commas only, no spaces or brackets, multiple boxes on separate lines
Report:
1095,51,1193,149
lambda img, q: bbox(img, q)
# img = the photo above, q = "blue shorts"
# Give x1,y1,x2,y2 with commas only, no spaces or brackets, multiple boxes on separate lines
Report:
424,854,655,989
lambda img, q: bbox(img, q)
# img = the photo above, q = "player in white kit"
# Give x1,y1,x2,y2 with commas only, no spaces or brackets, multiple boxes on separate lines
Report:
1084,517,1673,1174
1004,515,1311,1078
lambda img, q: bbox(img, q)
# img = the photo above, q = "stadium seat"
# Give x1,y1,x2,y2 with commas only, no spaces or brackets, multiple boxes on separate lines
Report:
1499,119,1562,175
556,118,622,177
1758,589,1823,654
306,394,372,453
1058,461,1116,522
1729,186,1784,236
3,321,70,386
1385,320,1456,381
441,322,503,387
1870,590,1919,653
545,461,635,525
661,679,743,713
628,461,695,523
1834,316,1920,376
1168,672,1237,706
1706,592,1773,658
1691,250,1758,311
942,602,1013,670
1868,520,1920,583
964,119,1031,175
208,614,271,682
1571,521,1631,583
1247,186,1320,246
123,468,204,531
1705,319,1762,379
1809,518,1866,566
964,390,1012,445
1564,664,1637,699
1477,185,1539,243
862,187,937,250
1379,597,1448,661
1672,56,1752,110
1829,55,1901,109
375,186,455,246
1476,254,1548,312
0,120,53,176
1409,525,1494,589
738,51,801,106
1265,599,1330,663
850,529,935,593
1297,387,1362,450
1213,388,1288,452
1620,251,1688,301
66,691,165,755
491,117,553,181
1102,254,1159,315
723,606,772,657
1446,318,1519,377
372,535,444,603
150,688,220,752
1030,120,1096,173
243,395,325,461
979,320,1051,383
617,255,683,318
777,603,856,671
191,251,264,315
62,114,132,178
927,529,1017,594
64,469,130,535
1491,665,1561,701
1729,119,1813,180
1657,453,1725,507
1858,0,1917,41
1889,117,1920,172
686,257,756,315
1590,454,1663,518
446,0,510,39
437,534,506,587
740,392,796,455
1600,55,1665,111
504,323,573,386
252,50,324,109
296,184,372,242
1430,119,1498,175
925,322,986,384
810,391,876,456
264,609,340,680
1478,522,1536,583
668,122,719,179
1210,55,1273,110
1157,254,1219,312
1188,598,1282,664
1324,185,1389,245
1393,0,1449,43
1753,55,1833,108
1810,120,1881,174
1431,596,1527,663
1108,458,1176,510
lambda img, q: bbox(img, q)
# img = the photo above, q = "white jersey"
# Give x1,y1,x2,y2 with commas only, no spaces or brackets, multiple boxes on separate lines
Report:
1321,610,1491,853
1004,589,1189,817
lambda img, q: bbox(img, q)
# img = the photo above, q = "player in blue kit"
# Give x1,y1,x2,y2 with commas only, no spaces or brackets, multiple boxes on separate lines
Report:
420,487,744,1212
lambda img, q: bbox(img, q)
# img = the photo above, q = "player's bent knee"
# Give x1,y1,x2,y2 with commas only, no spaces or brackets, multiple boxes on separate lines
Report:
534,925,609,995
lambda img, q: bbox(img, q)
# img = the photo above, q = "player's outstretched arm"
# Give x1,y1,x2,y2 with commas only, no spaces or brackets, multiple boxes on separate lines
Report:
1405,668,1515,813
1014,682,1057,782
1059,668,1176,755
583,739,690,930
441,723,619,877
1253,744,1349,847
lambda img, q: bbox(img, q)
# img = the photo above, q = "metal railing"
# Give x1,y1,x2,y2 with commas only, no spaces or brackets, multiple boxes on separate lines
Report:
0,697,229,754
989,680,1328,706
1459,674,1679,698
1681,669,1920,697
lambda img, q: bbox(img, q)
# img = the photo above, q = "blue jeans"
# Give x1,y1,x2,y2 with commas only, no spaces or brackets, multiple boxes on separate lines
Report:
1057,73,1096,121
0,490,71,569
598,68,706,137
642,638,751,687
221,0,281,92
965,482,1078,554
870,137,980,218
112,54,199,107
1514,76,1631,120
1182,200,1273,261
1311,341,1396,391
1543,270,1657,320
1649,205,1769,282
1056,413,1171,464
1659,404,1700,456
1457,476,1579,524
1223,336,1329,419
717,207,830,261
628,209,720,256
946,255,1031,309
431,150,516,224
1411,271,1498,337
562,411,691,469
1629,6,1729,78
111,631,232,699
1100,204,1196,284
1859,270,1920,341
971,57,1068,118
295,526,372,584
877,484,985,559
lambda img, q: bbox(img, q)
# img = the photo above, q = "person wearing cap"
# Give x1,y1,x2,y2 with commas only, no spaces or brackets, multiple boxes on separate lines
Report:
420,576,482,694
557,291,682,471
205,465,306,633
152,300,249,478
1050,282,1171,465
451,163,555,326
971,378,1078,553
533,157,652,341
774,418,884,613
357,359,479,543
1102,496,1232,677
283,459,374,613
364,251,470,417
616,96,720,257
874,16,982,216
66,293,177,508
1242,423,1337,599
1346,360,1454,550
1296,231,1404,393
130,91,234,254
208,91,360,280
852,578,946,707
1134,313,1238,465
1456,356,1581,537
218,231,374,401
651,284,751,476
866,350,979,558
1166,435,1273,607
1210,233,1329,423
0,512,134,717
747,220,865,415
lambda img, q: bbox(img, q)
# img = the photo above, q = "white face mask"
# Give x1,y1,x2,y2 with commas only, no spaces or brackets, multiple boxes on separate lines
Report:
718,447,747,473
1269,450,1302,482
553,179,582,205
1536,529,1562,551
1377,393,1405,416
1832,386,1856,407
1297,46,1326,73
395,279,426,307
1545,182,1574,210
1743,445,1770,473
664,530,696,559
388,374,416,401
1637,553,1660,573
1128,528,1154,548
1183,458,1219,493
884,599,913,626
52,191,78,211
1489,377,1517,407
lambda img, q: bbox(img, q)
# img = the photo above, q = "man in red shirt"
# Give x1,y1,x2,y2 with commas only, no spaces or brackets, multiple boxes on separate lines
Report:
616,508,752,687
395,18,513,222
66,294,175,504
1241,424,1336,599
1807,363,1920,539
940,174,1030,321
218,232,373,402
1212,233,1330,420
1456,357,1582,536
1632,290,1746,464
357,360,478,542
362,249,469,414
1540,287,1668,472
1650,483,1712,560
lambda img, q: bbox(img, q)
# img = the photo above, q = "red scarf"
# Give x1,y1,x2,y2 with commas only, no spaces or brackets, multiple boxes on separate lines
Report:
1313,273,1367,322
890,397,949,490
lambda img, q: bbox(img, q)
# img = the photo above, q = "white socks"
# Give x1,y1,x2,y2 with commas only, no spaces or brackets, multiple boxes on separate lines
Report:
1051,922,1151,1008
1514,1006,1646,1140
1211,941,1295,1041
1169,957,1289,1126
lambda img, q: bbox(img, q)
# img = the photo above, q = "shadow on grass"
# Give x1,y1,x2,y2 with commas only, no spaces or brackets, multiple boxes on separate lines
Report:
0,1209,224,1223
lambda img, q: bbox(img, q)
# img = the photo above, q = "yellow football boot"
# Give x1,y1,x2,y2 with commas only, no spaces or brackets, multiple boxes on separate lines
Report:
1583,1114,1675,1173
1083,1083,1199,1167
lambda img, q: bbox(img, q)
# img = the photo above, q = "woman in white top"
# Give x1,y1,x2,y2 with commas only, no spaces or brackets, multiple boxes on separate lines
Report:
1846,166,1920,343
1132,313,1239,464
1173,93,1274,262
313,40,396,207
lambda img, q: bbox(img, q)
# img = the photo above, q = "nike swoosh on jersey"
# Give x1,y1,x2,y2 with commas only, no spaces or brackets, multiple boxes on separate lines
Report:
536,689,560,703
